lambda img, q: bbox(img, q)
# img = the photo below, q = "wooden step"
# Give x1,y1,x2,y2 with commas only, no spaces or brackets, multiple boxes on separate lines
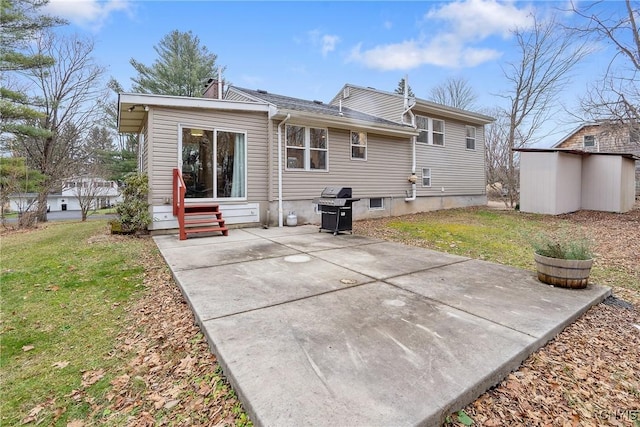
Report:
184,211,224,218
184,226,228,237
185,218,226,226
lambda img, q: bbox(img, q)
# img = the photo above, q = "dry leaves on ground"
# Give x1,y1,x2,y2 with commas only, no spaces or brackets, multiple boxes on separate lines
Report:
81,236,248,426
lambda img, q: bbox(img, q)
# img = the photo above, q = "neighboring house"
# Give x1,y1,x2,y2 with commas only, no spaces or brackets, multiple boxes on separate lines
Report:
553,121,640,195
8,177,122,213
117,81,493,232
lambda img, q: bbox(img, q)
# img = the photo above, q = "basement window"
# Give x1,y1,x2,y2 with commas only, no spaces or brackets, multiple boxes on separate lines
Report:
369,198,384,210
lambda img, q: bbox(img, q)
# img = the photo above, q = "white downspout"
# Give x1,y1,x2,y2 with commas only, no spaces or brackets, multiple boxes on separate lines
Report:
403,74,417,202
277,114,291,227
405,136,417,201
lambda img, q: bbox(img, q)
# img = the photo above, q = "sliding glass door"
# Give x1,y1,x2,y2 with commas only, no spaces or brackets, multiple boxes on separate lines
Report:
181,127,246,199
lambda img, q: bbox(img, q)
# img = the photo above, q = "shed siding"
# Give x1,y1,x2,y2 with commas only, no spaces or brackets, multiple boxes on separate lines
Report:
581,155,636,213
333,86,405,123
555,153,582,214
149,107,269,206
520,152,559,214
557,124,640,195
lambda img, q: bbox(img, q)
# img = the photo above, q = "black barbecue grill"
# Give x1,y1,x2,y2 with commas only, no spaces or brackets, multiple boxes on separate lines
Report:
313,187,360,235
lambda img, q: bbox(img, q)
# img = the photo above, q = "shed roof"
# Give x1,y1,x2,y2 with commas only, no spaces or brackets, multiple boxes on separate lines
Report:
513,148,640,161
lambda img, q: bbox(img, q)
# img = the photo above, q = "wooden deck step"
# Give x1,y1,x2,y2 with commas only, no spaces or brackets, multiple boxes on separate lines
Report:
178,201,228,240
184,226,229,237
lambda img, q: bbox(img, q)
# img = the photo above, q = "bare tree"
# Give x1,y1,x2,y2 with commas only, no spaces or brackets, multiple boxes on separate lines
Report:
498,15,591,207
13,30,106,221
568,0,639,125
429,77,478,110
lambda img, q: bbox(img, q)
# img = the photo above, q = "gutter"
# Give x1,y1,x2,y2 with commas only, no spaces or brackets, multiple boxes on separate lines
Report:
277,114,291,227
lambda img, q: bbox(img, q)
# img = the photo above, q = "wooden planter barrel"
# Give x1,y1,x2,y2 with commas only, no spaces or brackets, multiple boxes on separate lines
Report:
534,253,593,289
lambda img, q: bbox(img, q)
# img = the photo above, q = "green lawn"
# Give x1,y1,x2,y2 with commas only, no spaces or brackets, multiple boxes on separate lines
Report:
374,207,638,292
0,221,147,425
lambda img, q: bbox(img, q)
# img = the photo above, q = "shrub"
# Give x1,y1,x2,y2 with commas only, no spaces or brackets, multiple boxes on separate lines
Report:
112,173,151,234
533,232,593,260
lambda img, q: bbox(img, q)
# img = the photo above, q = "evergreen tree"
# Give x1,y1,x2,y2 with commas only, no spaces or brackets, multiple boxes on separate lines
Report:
394,78,415,98
0,0,65,139
130,30,223,97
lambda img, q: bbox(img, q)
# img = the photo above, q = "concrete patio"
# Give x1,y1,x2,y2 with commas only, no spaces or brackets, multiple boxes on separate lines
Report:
153,225,610,427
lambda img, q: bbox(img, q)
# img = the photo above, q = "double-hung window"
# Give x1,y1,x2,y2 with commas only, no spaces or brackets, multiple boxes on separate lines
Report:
466,126,477,150
416,115,445,146
422,168,431,187
351,131,367,160
286,125,328,170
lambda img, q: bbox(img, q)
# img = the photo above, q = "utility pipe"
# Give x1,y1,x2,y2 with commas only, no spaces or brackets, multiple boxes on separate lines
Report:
277,114,291,227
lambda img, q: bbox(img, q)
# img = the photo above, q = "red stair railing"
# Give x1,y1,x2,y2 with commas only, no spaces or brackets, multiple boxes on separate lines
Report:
173,168,187,240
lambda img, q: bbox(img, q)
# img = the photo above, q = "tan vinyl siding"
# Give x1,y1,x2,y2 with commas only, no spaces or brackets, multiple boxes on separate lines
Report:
148,107,269,205
272,117,486,200
275,126,412,200
332,86,405,124
225,90,259,103
415,117,486,196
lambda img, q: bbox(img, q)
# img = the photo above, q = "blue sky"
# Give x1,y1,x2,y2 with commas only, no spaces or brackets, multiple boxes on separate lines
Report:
44,0,626,146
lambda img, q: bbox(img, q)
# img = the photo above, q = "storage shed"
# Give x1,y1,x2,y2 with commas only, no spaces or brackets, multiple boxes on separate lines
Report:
515,149,638,214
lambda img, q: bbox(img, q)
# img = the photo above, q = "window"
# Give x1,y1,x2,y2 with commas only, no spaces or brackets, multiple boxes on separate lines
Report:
432,119,444,146
286,125,328,170
416,115,445,146
466,126,476,150
583,135,595,148
369,198,384,210
181,127,247,199
351,131,367,160
416,116,429,143
422,168,431,187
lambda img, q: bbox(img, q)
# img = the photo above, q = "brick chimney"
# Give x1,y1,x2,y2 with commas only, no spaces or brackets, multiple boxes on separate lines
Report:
203,78,224,99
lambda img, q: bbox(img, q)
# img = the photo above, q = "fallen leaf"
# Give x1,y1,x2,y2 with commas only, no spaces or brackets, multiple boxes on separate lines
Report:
46,285,60,292
81,369,105,387
164,399,180,410
67,420,84,427
52,361,70,369
22,345,34,352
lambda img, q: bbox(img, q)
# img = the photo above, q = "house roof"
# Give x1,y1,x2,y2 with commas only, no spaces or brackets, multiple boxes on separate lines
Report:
513,148,640,161
330,83,495,125
228,87,419,137
118,92,273,133
551,122,602,148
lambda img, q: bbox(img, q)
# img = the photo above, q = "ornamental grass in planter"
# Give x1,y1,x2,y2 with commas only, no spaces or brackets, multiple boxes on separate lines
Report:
533,234,594,289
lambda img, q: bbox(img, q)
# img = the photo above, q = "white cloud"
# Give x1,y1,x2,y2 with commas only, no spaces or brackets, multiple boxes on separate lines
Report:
427,0,534,39
46,0,134,31
321,34,340,57
307,29,341,57
348,0,535,70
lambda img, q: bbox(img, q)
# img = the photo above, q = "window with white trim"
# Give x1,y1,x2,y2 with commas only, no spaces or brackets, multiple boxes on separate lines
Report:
422,167,431,187
369,198,384,210
466,126,476,150
416,115,445,146
286,125,328,170
583,135,595,148
351,131,367,160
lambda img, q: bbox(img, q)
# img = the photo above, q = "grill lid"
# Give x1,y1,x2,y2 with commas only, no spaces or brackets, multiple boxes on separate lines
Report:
320,187,352,198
